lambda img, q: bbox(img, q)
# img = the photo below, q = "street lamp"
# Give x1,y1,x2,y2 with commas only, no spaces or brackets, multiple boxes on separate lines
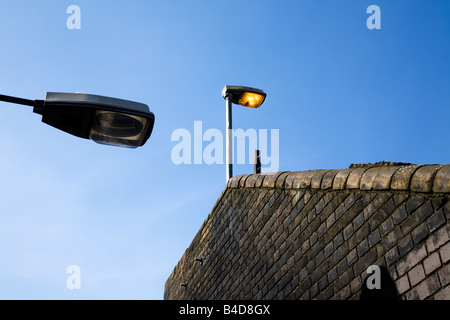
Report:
222,85,267,182
0,92,155,148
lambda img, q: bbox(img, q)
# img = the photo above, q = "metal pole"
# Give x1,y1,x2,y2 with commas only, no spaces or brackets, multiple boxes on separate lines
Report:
226,96,233,182
254,149,261,174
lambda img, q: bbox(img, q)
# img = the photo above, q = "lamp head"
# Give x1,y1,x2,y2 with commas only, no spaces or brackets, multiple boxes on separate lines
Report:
33,92,155,148
222,85,266,108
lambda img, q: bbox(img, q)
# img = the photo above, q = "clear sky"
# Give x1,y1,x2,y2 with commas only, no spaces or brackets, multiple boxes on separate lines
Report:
0,0,448,299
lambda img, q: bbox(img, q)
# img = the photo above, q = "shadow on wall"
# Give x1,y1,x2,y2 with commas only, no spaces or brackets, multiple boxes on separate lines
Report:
360,266,400,300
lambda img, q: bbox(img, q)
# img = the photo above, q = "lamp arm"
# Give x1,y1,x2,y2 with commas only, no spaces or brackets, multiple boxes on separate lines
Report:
0,94,35,107
0,94,44,114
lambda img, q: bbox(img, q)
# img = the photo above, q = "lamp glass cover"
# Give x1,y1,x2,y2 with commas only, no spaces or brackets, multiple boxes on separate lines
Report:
89,110,148,148
237,92,266,108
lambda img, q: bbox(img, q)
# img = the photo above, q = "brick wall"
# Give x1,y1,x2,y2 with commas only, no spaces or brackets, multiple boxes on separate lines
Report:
164,164,450,300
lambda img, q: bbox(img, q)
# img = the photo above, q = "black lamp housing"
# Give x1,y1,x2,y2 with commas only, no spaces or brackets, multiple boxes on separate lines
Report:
222,85,267,108
33,92,155,148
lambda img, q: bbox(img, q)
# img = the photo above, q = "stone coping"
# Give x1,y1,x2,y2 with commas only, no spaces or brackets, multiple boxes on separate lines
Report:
226,164,450,194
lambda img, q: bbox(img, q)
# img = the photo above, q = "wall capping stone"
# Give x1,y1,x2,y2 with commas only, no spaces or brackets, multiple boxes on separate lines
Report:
226,164,450,193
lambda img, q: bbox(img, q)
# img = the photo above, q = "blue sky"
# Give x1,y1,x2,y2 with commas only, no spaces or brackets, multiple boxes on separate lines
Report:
0,1,448,299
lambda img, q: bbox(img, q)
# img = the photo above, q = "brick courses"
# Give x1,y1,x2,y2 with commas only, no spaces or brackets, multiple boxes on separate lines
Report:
165,164,450,300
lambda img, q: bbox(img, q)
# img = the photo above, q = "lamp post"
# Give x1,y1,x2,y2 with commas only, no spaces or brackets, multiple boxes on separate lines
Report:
222,85,266,182
0,92,155,148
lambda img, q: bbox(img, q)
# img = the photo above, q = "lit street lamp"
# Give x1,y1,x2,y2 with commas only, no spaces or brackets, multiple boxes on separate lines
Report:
0,92,155,148
222,85,266,182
